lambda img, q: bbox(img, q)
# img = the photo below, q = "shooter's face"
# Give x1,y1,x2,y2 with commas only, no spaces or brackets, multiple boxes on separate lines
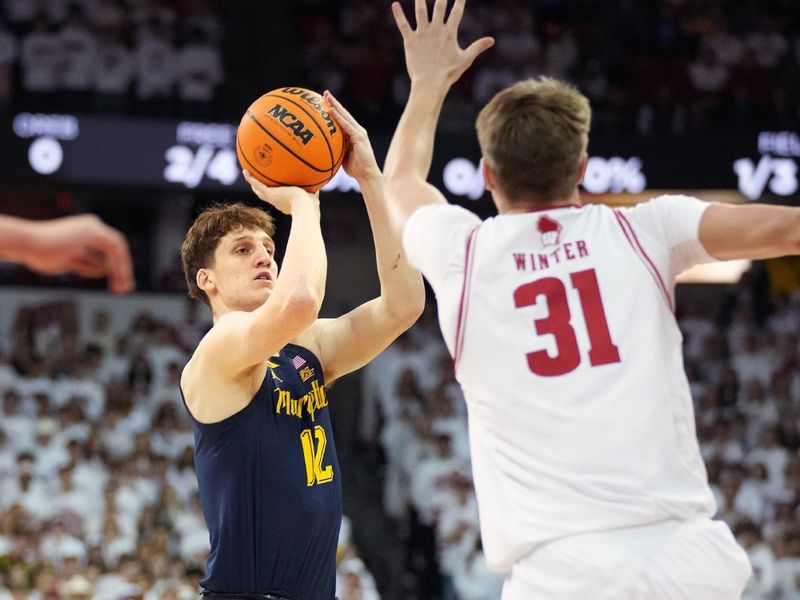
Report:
206,228,279,312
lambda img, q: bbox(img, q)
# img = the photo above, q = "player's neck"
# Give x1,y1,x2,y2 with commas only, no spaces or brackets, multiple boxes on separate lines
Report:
498,188,582,215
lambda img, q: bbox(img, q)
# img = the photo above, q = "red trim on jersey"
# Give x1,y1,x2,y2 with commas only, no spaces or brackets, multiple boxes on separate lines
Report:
614,211,674,312
454,226,480,367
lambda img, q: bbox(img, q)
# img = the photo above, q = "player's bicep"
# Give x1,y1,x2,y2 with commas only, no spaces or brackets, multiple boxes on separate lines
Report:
310,300,408,384
201,307,313,376
700,203,800,261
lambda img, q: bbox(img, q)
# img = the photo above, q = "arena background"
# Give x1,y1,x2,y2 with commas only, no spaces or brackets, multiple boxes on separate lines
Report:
0,1,799,599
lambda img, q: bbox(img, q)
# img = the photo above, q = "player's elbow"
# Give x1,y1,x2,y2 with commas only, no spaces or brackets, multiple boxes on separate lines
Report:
404,287,426,325
386,286,425,329
290,288,323,325
274,286,323,330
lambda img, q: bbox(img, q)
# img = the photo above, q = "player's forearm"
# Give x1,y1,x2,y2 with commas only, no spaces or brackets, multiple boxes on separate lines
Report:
271,198,327,308
0,215,37,263
360,172,425,322
384,81,449,185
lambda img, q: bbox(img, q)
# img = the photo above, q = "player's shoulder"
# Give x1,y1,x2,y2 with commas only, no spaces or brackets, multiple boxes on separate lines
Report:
621,194,707,216
180,314,244,385
407,202,482,230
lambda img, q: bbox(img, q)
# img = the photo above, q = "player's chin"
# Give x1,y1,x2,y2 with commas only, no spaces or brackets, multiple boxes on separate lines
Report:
246,284,273,309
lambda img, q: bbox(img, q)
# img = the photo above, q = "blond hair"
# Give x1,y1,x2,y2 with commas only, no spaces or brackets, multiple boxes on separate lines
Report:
476,77,591,202
181,203,275,305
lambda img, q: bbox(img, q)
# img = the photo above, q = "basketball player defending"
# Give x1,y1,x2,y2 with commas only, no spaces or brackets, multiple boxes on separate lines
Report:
180,98,423,600
381,0,800,597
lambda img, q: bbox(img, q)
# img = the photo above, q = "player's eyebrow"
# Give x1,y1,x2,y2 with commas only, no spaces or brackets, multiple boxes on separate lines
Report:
230,234,274,249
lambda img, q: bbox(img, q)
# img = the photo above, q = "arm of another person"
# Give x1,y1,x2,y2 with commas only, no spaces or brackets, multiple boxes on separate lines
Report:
189,182,326,380
700,203,800,260
0,213,134,294
303,94,425,384
383,0,494,232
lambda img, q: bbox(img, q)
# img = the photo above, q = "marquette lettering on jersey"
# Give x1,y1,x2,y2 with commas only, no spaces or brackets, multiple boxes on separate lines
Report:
189,344,341,598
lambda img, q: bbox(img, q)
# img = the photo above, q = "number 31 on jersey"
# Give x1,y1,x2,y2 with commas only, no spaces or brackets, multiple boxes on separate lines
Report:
514,268,621,377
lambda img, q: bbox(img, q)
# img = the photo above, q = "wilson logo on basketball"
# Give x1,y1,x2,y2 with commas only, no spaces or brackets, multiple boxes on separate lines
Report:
281,88,338,136
266,103,315,145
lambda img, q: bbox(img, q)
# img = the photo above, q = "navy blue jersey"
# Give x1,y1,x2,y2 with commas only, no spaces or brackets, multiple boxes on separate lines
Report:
187,344,342,599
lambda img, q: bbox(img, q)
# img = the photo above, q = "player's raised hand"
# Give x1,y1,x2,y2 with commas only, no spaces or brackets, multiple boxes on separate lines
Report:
392,0,494,88
323,91,380,181
243,169,319,216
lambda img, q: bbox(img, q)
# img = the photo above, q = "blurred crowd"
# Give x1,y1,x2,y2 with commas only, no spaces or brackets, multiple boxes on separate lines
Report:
361,279,800,600
360,314,503,600
0,0,223,118
295,0,800,134
0,298,379,600
4,0,798,134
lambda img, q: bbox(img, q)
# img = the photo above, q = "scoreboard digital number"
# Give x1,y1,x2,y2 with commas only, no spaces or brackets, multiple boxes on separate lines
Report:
7,112,800,205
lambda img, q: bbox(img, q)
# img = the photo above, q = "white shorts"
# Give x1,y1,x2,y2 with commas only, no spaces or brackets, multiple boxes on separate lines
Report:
501,519,752,600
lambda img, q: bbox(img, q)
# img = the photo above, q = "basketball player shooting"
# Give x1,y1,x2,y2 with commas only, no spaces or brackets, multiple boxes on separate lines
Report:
382,0,800,597
179,98,424,600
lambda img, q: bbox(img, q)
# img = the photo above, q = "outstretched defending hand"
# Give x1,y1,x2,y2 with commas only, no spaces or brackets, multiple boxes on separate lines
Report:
243,169,319,216
323,91,380,181
392,0,494,88
21,214,134,294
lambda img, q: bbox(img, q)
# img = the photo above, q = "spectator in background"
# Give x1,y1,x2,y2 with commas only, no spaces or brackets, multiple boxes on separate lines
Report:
87,0,127,31
0,16,15,111
746,17,788,71
134,19,177,116
58,4,97,111
177,27,221,119
703,21,746,69
1,389,35,452
451,538,504,600
93,27,133,114
3,0,37,34
19,13,59,110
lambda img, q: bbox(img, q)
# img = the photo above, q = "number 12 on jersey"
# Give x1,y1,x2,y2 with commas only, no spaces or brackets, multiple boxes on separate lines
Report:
300,426,333,486
514,268,620,377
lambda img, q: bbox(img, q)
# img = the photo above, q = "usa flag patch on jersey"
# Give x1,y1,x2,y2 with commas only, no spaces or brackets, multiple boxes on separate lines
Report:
292,354,307,370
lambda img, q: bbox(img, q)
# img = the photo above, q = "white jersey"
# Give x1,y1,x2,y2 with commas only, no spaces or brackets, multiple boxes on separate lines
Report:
402,195,718,573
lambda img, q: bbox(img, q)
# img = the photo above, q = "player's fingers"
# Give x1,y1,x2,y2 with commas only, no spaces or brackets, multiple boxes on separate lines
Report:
391,2,412,37
66,255,107,279
464,36,494,66
323,91,352,125
324,91,365,136
415,0,429,27
447,0,466,27
243,169,269,196
94,229,134,294
431,0,447,23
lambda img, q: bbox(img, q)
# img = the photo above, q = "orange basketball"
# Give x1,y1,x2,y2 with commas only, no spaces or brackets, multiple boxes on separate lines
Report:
236,87,345,192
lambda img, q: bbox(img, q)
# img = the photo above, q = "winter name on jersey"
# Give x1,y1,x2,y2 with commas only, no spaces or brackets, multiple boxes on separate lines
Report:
513,240,589,272
511,215,591,271
275,380,328,422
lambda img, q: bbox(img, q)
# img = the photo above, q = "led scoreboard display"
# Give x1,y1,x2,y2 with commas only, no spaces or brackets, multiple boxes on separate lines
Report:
2,111,799,206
